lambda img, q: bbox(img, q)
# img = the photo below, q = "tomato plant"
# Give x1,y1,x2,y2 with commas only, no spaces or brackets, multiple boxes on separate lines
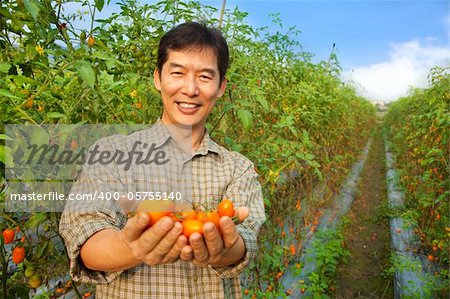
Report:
384,66,449,296
0,0,380,297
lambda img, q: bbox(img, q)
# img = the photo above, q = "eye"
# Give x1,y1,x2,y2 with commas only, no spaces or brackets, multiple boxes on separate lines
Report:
200,74,212,80
171,72,183,77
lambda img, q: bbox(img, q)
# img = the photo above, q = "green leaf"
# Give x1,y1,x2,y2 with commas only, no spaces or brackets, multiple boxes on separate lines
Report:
0,145,14,166
30,126,50,147
13,75,41,86
237,109,253,131
92,51,114,61
35,240,50,260
0,62,11,73
0,134,14,140
23,0,41,20
0,89,20,99
94,0,105,12
25,213,47,229
76,61,96,88
255,95,269,111
46,112,65,118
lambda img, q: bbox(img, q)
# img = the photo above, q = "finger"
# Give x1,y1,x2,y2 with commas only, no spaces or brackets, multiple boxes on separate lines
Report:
219,216,240,249
180,245,193,261
234,207,249,223
202,222,223,257
190,233,209,262
162,235,188,263
138,217,174,252
150,221,183,261
118,196,139,213
121,212,150,243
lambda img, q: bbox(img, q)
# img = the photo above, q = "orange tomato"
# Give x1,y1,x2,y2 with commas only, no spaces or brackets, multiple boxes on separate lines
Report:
217,199,234,217
2,229,15,244
70,139,79,150
290,244,296,255
148,211,171,225
23,98,34,109
87,36,95,47
137,200,174,227
12,246,25,264
171,203,196,221
178,210,197,221
182,219,204,237
196,211,220,228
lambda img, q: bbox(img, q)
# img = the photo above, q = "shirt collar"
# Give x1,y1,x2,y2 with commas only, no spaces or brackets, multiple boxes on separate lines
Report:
194,130,222,159
146,119,172,148
151,119,222,159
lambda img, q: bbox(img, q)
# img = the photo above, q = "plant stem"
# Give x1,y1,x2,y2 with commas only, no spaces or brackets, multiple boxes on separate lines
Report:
71,280,83,299
218,0,227,29
210,89,235,135
1,244,7,299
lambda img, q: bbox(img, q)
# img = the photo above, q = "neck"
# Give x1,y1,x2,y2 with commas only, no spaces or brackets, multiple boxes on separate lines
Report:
162,122,205,152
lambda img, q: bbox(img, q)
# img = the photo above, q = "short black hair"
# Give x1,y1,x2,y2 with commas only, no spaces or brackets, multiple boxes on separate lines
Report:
157,22,229,83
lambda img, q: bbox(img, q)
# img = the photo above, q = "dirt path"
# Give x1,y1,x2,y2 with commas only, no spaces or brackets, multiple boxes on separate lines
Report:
334,125,394,298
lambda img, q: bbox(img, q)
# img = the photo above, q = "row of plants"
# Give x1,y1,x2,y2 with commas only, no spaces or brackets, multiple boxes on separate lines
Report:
383,66,449,297
1,0,376,298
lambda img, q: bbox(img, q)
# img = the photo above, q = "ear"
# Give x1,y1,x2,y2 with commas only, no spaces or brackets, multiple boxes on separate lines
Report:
153,68,161,91
217,78,227,98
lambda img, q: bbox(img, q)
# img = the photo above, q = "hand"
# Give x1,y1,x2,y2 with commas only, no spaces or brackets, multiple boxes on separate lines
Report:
120,213,188,265
179,207,249,267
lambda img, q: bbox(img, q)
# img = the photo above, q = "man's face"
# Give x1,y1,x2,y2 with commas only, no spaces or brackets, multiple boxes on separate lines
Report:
154,47,226,131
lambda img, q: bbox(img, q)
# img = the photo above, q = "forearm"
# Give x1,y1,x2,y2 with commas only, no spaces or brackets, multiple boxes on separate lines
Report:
80,228,141,272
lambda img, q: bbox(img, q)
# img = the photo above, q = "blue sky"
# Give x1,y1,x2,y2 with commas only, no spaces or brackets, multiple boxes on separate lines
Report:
223,0,450,101
231,1,448,66
68,0,450,101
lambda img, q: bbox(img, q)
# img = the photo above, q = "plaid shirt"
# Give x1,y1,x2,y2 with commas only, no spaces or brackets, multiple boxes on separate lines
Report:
59,123,266,298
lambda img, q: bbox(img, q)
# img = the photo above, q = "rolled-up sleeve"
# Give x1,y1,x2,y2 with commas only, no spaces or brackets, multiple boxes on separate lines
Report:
59,138,128,284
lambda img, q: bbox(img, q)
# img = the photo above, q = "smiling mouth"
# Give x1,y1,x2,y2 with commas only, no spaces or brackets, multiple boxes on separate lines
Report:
177,102,200,110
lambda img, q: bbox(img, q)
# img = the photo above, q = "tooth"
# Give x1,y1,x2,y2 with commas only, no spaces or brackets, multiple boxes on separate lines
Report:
179,103,197,108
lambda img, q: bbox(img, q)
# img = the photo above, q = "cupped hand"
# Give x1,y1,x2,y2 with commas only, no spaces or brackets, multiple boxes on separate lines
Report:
120,213,188,265
179,206,250,267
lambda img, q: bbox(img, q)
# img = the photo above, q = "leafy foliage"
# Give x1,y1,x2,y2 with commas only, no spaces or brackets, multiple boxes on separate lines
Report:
1,0,377,297
384,66,449,297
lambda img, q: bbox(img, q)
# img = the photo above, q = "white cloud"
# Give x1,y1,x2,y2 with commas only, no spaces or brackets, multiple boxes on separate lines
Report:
343,39,450,102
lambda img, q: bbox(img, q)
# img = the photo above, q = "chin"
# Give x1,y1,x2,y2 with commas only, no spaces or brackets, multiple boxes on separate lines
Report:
174,117,199,129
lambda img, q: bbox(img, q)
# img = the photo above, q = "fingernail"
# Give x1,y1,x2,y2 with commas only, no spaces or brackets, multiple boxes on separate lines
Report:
138,213,149,225
160,218,172,229
204,223,214,233
173,222,182,233
191,234,200,243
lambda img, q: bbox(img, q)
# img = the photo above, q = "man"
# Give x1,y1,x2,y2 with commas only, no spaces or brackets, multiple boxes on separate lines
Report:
60,22,265,298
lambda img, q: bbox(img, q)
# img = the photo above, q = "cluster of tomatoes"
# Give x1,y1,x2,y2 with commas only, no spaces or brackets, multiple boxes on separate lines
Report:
2,227,43,289
136,199,236,237
2,228,26,264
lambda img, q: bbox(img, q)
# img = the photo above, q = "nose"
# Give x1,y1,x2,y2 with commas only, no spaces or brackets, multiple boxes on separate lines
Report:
181,75,199,97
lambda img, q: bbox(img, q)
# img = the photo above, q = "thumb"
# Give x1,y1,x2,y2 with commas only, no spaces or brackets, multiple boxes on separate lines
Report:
234,207,249,223
122,212,150,242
